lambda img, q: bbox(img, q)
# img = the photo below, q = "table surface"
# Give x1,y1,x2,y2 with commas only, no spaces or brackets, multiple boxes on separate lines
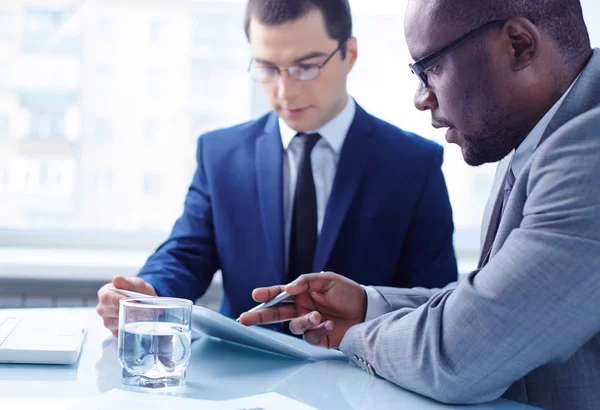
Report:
0,308,539,410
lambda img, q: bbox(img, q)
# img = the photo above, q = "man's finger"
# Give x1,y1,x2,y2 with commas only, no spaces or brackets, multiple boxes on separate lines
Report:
96,301,120,318
285,272,338,295
303,320,335,348
289,311,322,335
97,286,126,312
251,273,338,303
112,275,156,295
238,304,299,326
251,285,287,302
103,317,119,332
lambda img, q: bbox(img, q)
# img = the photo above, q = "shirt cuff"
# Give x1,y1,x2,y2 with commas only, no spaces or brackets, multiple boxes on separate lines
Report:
362,285,391,321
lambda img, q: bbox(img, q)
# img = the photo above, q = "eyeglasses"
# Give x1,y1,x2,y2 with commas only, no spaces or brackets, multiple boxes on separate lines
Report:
409,20,507,88
248,40,347,83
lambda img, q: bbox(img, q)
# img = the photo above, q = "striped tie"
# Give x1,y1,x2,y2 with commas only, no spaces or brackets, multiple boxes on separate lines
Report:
501,168,516,216
480,167,516,268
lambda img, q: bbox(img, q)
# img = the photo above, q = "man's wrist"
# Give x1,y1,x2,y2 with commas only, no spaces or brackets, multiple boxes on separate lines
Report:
362,285,391,321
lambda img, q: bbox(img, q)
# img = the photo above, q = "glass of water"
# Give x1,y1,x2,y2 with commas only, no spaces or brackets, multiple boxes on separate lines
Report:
118,297,192,390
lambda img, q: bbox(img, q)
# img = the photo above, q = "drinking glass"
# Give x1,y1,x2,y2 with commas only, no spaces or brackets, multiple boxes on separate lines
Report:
118,297,192,390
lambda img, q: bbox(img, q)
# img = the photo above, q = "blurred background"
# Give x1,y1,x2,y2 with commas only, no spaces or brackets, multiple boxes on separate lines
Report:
0,0,598,308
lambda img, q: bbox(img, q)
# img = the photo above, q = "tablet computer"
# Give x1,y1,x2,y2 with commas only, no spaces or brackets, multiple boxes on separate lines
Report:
191,306,311,360
109,287,314,360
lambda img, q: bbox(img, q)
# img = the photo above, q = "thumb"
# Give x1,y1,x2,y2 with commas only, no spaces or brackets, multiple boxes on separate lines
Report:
112,275,156,296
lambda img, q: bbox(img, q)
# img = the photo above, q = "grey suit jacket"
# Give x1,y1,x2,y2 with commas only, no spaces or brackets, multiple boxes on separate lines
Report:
340,49,600,410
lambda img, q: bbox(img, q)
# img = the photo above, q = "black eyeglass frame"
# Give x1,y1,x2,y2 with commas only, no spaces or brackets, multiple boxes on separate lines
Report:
409,19,507,87
248,39,349,83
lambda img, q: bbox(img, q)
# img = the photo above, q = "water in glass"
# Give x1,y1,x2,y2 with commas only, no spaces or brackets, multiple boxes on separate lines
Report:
119,321,191,389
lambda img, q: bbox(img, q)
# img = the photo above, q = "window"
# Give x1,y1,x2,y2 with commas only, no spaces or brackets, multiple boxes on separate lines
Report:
0,114,8,139
94,118,113,143
23,9,80,54
149,20,165,45
144,119,163,143
0,167,7,192
0,10,15,41
1,0,599,270
146,67,168,97
96,16,118,41
91,170,113,193
190,113,223,139
11,157,76,200
29,111,65,140
19,92,78,141
143,173,161,197
94,65,115,95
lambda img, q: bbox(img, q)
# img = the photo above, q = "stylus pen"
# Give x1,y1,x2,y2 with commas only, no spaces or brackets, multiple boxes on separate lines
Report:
236,291,292,322
109,287,186,307
108,287,152,299
237,271,325,322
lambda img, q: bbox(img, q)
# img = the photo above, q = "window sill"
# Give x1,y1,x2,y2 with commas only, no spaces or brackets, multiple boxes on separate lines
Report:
0,248,150,282
0,240,477,283
0,248,224,309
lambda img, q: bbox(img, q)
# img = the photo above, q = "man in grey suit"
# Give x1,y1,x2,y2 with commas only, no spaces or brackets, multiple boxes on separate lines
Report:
240,0,600,408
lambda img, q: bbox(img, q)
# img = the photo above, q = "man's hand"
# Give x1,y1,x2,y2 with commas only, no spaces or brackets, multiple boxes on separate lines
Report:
96,275,157,337
238,272,367,349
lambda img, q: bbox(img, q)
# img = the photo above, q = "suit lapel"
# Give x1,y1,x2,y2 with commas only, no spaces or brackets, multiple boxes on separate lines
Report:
480,154,512,249
313,104,374,271
255,113,285,281
477,152,513,268
538,49,600,147
479,151,513,257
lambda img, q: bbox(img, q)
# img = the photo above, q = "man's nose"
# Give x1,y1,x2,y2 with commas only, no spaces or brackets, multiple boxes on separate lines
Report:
413,84,438,112
277,71,299,100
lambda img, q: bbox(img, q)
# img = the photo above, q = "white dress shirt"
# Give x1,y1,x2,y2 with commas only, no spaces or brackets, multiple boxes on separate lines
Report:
363,77,579,321
279,96,356,271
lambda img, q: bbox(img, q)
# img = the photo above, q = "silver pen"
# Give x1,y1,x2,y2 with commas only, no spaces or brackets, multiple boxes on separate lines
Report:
237,271,324,322
108,287,186,306
109,287,150,298
236,291,292,322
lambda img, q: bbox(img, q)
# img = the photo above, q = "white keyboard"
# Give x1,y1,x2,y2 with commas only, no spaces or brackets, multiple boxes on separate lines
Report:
0,316,21,346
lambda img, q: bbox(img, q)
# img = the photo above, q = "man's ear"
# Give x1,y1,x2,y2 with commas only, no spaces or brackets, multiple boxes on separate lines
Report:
504,17,540,71
345,36,358,72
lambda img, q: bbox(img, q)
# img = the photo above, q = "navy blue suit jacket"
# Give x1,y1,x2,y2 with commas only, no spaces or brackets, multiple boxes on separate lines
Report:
139,103,457,318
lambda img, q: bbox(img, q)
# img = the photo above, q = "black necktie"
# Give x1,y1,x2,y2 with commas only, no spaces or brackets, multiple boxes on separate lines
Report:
288,133,321,283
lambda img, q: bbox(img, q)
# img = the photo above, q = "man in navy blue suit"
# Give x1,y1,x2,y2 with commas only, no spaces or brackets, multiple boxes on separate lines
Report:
97,0,457,336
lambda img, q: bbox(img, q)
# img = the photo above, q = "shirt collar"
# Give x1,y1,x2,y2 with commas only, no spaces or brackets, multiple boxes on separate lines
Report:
279,96,356,154
511,76,579,177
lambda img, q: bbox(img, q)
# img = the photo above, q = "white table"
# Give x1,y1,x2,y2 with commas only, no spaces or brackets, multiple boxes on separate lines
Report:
0,308,539,410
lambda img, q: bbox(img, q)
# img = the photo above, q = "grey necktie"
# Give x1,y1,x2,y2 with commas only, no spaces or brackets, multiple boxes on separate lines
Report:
479,167,516,268
501,168,516,216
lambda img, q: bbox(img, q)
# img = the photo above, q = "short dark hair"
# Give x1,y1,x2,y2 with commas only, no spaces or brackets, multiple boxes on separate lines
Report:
432,0,590,63
244,0,352,58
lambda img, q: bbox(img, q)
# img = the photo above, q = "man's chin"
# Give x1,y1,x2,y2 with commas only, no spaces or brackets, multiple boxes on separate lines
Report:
280,117,310,133
462,143,513,167
463,153,487,167
448,133,487,166
461,141,490,167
